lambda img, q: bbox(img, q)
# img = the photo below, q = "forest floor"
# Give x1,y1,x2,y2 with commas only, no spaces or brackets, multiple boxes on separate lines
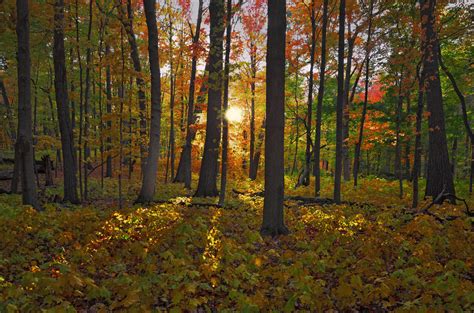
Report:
0,176,473,312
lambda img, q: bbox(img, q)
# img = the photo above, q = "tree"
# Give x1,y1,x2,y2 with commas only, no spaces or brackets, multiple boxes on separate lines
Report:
302,0,317,186
261,0,288,236
195,0,225,197
53,0,79,204
420,0,455,202
218,0,234,206
117,0,147,172
314,0,329,197
174,0,204,188
353,0,374,187
15,0,40,209
136,0,162,203
334,0,346,204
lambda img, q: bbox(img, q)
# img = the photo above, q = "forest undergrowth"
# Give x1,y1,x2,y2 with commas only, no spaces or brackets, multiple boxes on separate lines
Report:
0,177,473,312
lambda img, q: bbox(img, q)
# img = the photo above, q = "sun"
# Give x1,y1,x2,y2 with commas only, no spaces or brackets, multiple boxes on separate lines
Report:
225,106,244,123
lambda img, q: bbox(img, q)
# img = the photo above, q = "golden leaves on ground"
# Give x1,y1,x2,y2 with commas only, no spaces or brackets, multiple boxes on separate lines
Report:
0,178,473,311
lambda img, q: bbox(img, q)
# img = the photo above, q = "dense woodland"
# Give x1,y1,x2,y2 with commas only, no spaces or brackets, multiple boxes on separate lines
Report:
0,0,473,311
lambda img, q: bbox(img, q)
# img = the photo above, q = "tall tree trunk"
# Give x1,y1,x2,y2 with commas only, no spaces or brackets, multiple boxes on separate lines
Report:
334,0,345,204
261,0,288,236
353,0,373,187
219,0,235,206
83,0,93,200
420,0,455,202
118,29,125,209
303,1,317,186
174,0,204,187
412,68,424,208
249,40,258,179
136,0,162,203
75,0,84,200
167,4,176,181
118,0,147,173
53,0,79,203
314,0,329,197
105,44,113,177
342,27,356,182
438,44,473,193
194,0,224,197
395,74,404,199
15,0,40,209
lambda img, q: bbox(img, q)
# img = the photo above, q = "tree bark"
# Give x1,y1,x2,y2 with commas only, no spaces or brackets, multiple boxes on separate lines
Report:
314,0,329,197
420,0,455,202
15,0,40,209
83,0,93,200
218,0,233,206
261,0,289,236
174,0,204,187
105,44,113,177
136,0,162,203
118,0,147,173
303,0,317,186
353,0,373,187
53,0,79,203
195,0,224,197
412,68,424,208
334,0,345,204
395,74,404,199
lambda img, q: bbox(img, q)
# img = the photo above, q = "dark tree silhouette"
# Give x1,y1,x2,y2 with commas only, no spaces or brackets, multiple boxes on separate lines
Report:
53,0,79,203
15,0,40,209
195,0,225,197
420,0,455,202
261,0,289,236
136,0,162,203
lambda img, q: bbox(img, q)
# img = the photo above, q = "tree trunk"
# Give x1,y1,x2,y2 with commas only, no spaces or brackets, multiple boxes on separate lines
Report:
353,0,373,187
174,64,208,188
83,0,93,200
261,0,288,236
105,44,113,177
314,0,329,197
168,5,176,181
53,0,79,203
118,0,147,173
438,44,473,192
195,0,224,197
334,0,345,204
395,74,404,199
412,69,424,208
249,40,258,179
342,28,356,182
303,1,316,186
173,0,204,187
218,0,233,206
136,0,162,203
421,0,455,202
15,0,40,209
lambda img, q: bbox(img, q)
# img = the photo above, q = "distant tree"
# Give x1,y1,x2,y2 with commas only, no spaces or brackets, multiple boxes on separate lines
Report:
261,0,288,236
